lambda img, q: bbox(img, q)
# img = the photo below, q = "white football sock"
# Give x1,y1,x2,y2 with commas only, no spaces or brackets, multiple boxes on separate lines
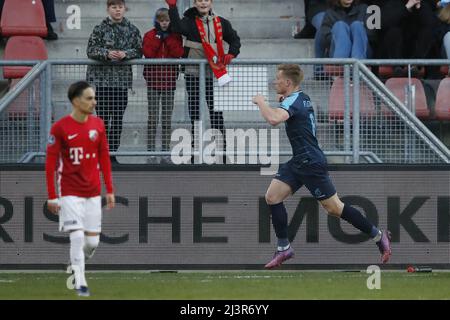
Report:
70,230,87,288
84,235,100,260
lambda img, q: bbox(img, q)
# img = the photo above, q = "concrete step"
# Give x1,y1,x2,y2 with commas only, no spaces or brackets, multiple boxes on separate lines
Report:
56,0,304,19
42,38,314,59
51,17,303,41
238,39,313,59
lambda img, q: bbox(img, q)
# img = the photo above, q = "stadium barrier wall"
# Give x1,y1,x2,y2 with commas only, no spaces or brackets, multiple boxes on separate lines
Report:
0,165,449,270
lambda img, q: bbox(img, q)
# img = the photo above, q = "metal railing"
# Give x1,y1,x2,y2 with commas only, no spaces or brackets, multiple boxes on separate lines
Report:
0,58,449,164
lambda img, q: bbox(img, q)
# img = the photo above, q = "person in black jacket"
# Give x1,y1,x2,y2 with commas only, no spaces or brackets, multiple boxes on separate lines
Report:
379,0,438,75
166,0,241,164
320,0,375,58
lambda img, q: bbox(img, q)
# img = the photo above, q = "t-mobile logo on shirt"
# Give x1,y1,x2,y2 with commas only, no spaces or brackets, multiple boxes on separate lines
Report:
70,147,84,165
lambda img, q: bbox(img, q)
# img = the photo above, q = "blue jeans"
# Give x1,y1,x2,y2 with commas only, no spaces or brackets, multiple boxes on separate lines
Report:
444,32,450,59
330,21,371,59
312,12,326,58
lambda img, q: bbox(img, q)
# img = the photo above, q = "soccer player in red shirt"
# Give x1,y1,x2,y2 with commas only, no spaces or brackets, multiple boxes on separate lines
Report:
46,81,115,297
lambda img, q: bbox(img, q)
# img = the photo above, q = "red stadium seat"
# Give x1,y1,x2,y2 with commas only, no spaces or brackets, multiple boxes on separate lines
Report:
3,36,48,79
385,78,430,119
328,77,376,120
435,78,450,121
1,0,47,37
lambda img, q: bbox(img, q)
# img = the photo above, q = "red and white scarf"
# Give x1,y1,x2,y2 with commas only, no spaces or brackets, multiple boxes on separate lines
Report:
195,15,231,86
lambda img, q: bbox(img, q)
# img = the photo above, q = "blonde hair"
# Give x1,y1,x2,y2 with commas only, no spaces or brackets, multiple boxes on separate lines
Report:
439,5,450,24
277,64,304,87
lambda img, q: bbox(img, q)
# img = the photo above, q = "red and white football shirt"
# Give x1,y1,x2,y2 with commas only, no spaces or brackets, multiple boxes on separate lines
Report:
45,114,114,199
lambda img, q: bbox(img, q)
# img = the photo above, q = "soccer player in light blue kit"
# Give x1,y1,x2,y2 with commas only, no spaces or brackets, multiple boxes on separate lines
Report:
252,64,391,269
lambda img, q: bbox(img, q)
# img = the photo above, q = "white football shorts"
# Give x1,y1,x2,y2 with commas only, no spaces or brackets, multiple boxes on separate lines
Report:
59,196,102,233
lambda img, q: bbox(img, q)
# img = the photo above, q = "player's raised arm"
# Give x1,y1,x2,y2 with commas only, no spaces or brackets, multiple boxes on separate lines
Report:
252,94,289,126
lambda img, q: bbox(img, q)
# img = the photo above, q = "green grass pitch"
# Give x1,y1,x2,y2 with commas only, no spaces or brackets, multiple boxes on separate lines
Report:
1,271,450,300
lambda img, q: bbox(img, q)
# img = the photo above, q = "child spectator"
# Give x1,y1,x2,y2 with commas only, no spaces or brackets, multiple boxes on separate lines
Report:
86,0,142,163
166,0,241,164
142,8,184,164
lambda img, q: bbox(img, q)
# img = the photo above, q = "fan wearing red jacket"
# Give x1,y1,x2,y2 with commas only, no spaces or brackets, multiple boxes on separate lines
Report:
45,81,115,297
142,7,184,164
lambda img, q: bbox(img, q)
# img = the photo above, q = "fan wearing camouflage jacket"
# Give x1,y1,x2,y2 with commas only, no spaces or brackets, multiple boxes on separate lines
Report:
86,0,142,163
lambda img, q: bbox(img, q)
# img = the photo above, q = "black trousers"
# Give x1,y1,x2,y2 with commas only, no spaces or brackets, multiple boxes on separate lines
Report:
379,1,436,59
185,75,226,134
185,75,225,131
185,75,226,162
95,87,128,152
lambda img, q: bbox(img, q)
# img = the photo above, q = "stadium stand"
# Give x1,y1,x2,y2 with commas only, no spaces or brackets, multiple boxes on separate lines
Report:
0,0,447,164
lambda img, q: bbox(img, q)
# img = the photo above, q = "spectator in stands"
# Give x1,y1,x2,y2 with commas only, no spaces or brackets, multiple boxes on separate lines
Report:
437,1,450,61
294,0,328,40
379,0,437,76
166,0,241,164
43,0,58,40
142,8,184,164
320,0,374,59
86,0,142,163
